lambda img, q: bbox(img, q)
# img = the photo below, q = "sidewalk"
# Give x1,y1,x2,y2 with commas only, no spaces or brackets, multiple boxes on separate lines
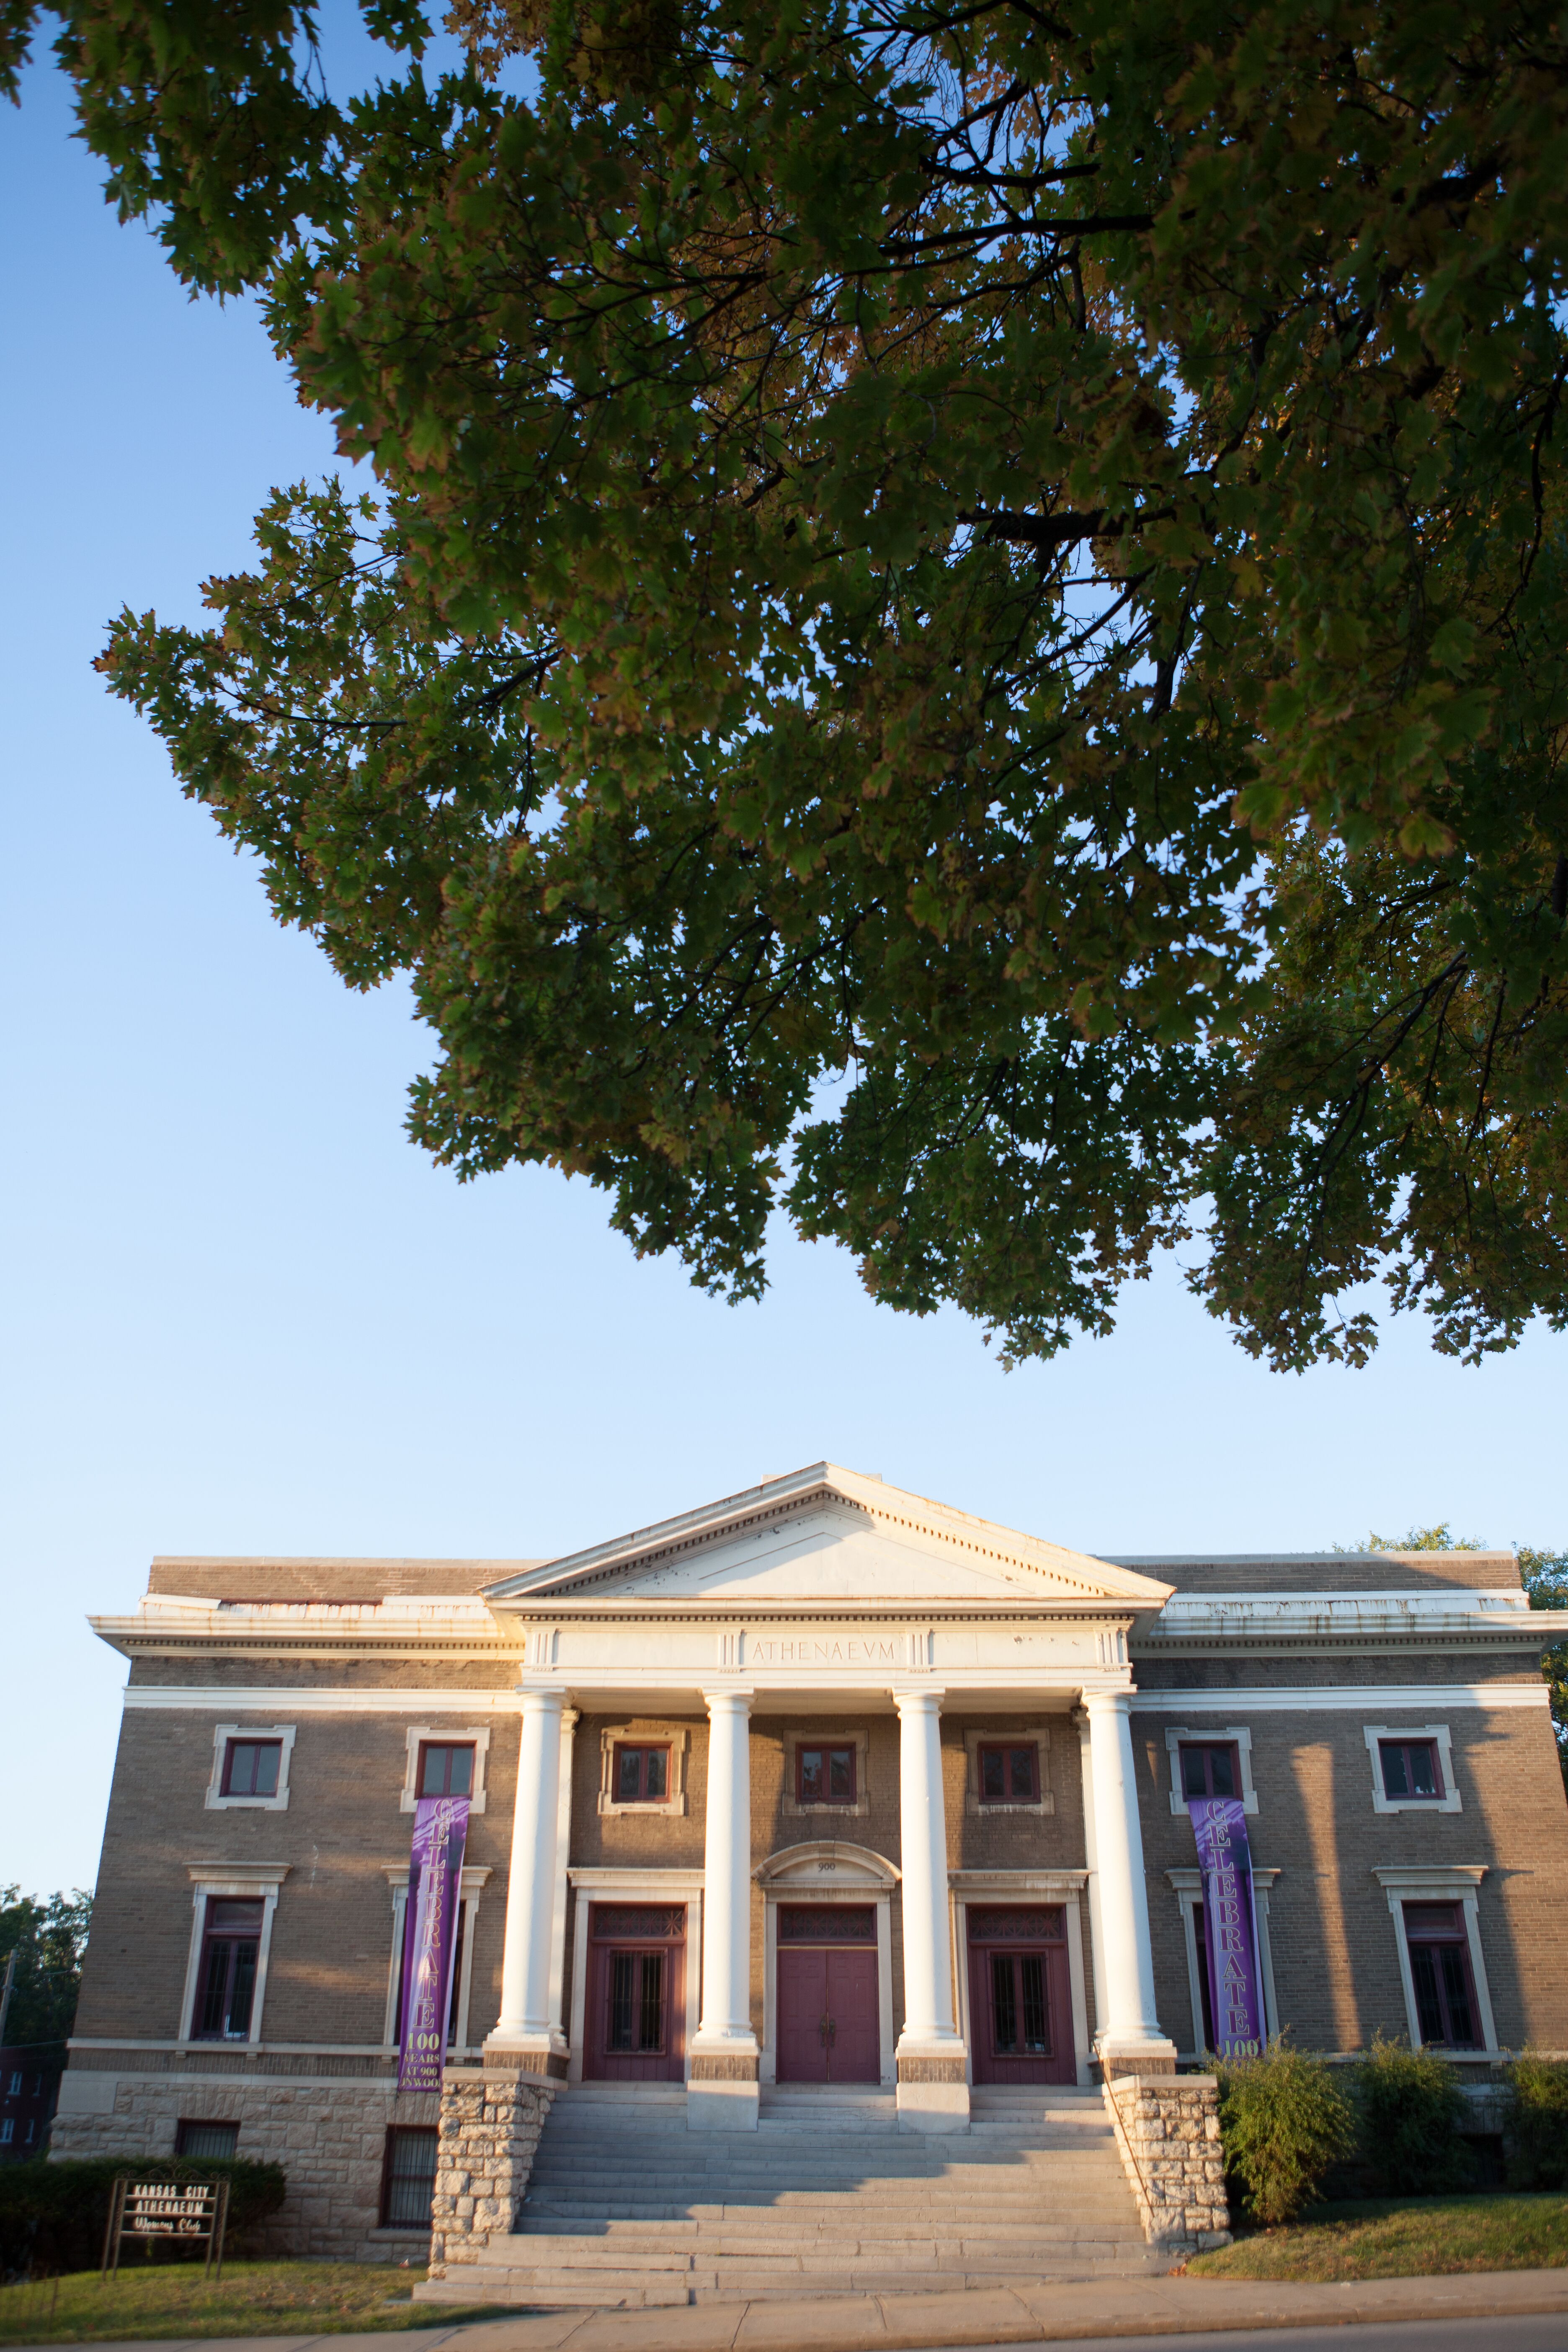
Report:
19,2267,1568,2352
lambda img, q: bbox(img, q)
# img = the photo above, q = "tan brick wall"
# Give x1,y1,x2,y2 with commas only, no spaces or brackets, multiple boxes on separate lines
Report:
1134,1691,1568,2053
147,1560,534,1600
126,1660,519,1691
75,1707,520,2050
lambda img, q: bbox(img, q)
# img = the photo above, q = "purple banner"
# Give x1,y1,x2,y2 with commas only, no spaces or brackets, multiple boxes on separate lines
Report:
1188,1795,1266,2058
397,1795,469,2094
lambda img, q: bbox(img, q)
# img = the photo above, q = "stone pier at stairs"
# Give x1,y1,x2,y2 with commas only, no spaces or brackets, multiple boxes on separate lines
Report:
417,2081,1171,2313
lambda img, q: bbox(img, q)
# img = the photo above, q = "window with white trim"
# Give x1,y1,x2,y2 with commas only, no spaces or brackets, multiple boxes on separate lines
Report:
1374,1866,1497,2056
1364,1724,1462,1813
206,1723,296,1811
598,1725,691,1817
179,1867,288,2046
962,1725,1054,1816
1164,1725,1259,1815
400,1724,490,1814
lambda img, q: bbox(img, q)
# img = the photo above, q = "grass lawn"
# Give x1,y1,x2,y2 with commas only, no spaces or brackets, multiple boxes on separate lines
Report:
1184,2192,1568,2281
0,2259,531,2343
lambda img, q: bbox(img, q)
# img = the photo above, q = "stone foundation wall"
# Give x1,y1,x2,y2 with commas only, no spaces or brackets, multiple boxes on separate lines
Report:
428,2068,554,2275
49,2071,437,2260
1102,2072,1230,2252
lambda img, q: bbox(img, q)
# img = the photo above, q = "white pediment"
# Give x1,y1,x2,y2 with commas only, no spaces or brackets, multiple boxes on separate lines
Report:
484,1465,1171,1613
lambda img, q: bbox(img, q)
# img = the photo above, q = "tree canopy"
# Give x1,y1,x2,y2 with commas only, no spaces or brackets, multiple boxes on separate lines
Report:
10,0,1568,1366
0,1888,92,2053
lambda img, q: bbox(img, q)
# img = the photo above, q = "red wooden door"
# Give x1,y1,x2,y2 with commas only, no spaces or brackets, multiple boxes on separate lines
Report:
775,1906,880,2084
584,1903,686,2082
825,1947,879,2082
967,1905,1074,2085
777,1946,829,2082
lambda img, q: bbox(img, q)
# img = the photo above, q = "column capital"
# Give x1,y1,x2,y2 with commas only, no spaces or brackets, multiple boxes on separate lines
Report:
516,1680,567,1711
1081,1686,1134,1718
699,1684,756,1712
889,1684,946,1714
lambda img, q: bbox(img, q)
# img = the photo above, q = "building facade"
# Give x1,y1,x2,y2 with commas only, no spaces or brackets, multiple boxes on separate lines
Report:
53,1464,1568,2257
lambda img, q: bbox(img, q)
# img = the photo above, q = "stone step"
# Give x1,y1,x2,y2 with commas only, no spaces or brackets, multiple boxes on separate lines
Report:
421,2252,1167,2311
513,2226,1149,2253
526,2164,1128,2182
518,2202,1137,2226
543,2143,1119,2159
526,2173,1130,2196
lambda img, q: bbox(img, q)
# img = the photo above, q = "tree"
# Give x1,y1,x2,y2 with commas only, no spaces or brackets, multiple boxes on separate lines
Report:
10,0,1568,1366
0,1890,93,2053
1356,1522,1567,1791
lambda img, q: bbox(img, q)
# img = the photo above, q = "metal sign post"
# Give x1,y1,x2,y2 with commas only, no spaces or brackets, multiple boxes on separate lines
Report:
101,2179,230,2281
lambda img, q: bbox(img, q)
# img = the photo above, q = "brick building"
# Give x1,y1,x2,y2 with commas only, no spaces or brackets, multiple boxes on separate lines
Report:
0,2049,61,2161
52,1463,1568,2270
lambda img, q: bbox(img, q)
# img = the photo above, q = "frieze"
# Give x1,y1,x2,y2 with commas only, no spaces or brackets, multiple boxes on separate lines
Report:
718,1628,933,1670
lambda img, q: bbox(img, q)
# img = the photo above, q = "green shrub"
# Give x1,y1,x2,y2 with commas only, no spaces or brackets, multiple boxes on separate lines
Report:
1353,2035,1473,2196
0,2156,286,2280
1215,2042,1357,2227
1505,2053,1568,2190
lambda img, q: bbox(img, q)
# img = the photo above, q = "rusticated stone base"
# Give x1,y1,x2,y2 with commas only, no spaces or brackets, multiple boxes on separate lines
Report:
689,2053,759,2081
428,2066,555,2274
1102,2072,1230,2252
49,2066,432,2259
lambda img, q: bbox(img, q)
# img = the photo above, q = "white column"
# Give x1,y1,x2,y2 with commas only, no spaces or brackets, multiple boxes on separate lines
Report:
1075,1705,1110,2039
547,1707,578,2046
1083,1689,1176,2073
486,1683,565,2068
892,1686,968,2131
689,1686,759,2130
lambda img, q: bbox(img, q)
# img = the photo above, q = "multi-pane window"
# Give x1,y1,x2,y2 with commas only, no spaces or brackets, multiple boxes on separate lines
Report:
222,1739,282,1798
1380,1739,1444,1800
381,2126,439,2227
1180,1743,1241,1801
797,1745,856,1805
977,1743,1039,1804
176,2119,239,2158
989,1950,1051,2055
1403,1903,1480,2047
607,1950,666,2054
417,1742,475,1798
612,1745,670,1804
193,1899,264,2041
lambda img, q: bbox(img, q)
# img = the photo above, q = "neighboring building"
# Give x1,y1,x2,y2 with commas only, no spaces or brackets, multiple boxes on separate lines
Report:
51,1464,1568,2259
0,2049,62,2161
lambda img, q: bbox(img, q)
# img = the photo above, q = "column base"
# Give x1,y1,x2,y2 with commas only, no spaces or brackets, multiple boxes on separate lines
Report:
687,2039,760,2130
1096,2032,1179,2080
895,2040,970,2132
481,2031,569,2081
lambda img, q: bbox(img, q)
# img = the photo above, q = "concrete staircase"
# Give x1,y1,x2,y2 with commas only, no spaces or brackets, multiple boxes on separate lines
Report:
419,2082,1167,2311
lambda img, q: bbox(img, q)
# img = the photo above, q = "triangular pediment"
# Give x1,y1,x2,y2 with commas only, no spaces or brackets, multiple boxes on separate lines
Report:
483,1465,1171,1612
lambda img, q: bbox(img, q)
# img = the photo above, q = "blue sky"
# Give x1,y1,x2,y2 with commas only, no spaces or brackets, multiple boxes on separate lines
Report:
3,36,1563,1896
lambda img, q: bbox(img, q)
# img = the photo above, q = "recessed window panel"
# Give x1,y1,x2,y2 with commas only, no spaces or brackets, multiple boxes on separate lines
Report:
222,1740,281,1798
797,1745,856,1804
611,1744,671,1803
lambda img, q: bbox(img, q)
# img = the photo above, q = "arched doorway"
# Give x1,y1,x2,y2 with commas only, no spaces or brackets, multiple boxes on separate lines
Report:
756,1841,900,2088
